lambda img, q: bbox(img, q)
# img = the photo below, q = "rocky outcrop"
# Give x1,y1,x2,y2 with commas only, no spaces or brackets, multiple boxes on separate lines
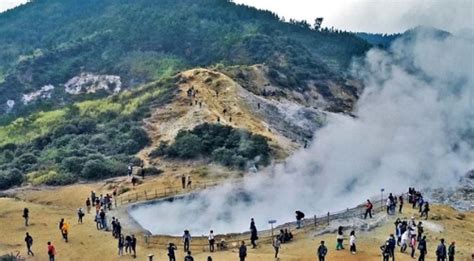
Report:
6,100,15,111
21,84,55,104
64,73,121,95
428,170,474,211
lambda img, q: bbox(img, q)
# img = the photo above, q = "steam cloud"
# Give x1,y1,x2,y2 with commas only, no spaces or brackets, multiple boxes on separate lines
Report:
130,29,474,236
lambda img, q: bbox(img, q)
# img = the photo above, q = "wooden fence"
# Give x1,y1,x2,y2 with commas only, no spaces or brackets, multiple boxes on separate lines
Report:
139,192,409,251
116,181,221,206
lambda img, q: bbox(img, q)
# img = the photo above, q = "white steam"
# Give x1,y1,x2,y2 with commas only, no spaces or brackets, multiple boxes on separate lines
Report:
130,29,474,236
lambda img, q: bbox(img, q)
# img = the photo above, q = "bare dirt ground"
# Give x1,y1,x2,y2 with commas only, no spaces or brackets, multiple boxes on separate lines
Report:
1,171,473,261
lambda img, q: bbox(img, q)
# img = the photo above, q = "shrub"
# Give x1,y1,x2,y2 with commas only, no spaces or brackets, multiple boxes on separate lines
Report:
129,157,144,166
212,147,235,166
129,127,151,147
16,153,38,165
1,150,14,163
168,133,203,159
61,156,86,174
89,134,108,146
149,141,169,158
143,166,163,176
0,168,23,190
120,139,141,154
157,123,271,169
81,159,110,179
81,159,126,179
28,170,77,186
76,118,97,134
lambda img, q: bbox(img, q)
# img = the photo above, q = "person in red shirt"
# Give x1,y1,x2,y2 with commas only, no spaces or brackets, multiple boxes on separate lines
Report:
364,199,373,219
47,241,56,261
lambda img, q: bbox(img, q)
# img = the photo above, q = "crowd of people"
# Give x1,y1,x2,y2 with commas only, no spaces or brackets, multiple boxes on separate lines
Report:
17,182,459,261
378,188,455,261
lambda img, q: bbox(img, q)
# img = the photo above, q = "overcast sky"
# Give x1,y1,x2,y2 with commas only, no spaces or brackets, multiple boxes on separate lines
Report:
1,0,472,33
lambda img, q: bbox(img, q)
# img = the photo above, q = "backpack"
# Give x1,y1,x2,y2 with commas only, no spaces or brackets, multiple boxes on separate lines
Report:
418,242,425,251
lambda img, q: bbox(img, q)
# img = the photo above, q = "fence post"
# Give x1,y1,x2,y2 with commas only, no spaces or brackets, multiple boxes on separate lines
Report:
327,212,330,225
314,215,317,227
145,191,148,200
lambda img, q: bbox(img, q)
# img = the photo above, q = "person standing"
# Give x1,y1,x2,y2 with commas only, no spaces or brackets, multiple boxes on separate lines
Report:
387,198,393,215
448,242,455,261
183,230,192,252
91,191,96,206
86,198,91,213
398,195,404,213
23,208,29,226
186,175,192,189
208,230,215,252
127,164,133,177
77,208,84,224
95,213,102,230
61,221,69,243
167,243,177,261
181,174,186,189
417,222,424,242
239,241,247,261
349,230,357,254
47,241,56,261
436,239,447,261
131,234,137,258
421,202,430,220
116,220,122,239
250,218,258,248
273,237,281,258
125,235,132,254
99,209,106,229
118,234,124,256
400,230,409,253
410,235,417,259
388,234,396,261
58,218,64,236
364,200,373,219
24,232,34,256
336,226,344,250
418,236,427,261
317,241,328,261
381,241,391,261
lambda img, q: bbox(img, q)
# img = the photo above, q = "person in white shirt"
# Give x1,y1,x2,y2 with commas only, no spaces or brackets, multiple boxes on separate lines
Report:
208,230,215,252
349,230,357,254
273,237,281,258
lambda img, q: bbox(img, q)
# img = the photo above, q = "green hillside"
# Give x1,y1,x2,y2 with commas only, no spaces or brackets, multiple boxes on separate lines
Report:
0,76,175,189
0,0,369,118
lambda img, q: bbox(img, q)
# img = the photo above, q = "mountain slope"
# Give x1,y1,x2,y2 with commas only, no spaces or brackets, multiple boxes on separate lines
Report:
0,0,370,118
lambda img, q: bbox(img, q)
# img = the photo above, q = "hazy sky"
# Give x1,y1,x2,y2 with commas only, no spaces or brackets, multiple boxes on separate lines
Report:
1,0,472,33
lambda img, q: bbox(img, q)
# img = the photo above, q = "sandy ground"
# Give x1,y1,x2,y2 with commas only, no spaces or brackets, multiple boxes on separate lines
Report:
1,172,473,261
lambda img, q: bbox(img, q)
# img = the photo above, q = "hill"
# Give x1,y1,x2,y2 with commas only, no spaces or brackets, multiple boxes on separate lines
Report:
0,0,369,190
0,0,370,119
355,26,451,48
